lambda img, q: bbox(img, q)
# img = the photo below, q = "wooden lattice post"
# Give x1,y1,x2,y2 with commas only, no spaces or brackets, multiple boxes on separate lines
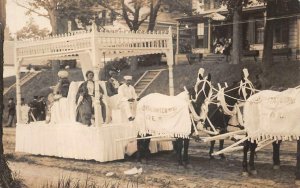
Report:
14,39,22,124
167,27,174,96
91,23,103,126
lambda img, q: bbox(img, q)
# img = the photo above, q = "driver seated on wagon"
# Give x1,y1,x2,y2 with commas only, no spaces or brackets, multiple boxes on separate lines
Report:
117,75,138,122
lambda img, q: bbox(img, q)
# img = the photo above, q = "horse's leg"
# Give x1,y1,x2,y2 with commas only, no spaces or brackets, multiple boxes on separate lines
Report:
144,136,151,162
209,140,216,159
176,138,184,166
136,135,143,162
183,138,190,167
219,139,226,160
242,141,250,176
272,141,281,170
249,142,258,175
296,140,300,181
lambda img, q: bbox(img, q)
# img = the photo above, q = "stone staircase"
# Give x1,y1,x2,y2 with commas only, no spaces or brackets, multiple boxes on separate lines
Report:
201,54,226,64
134,69,165,97
4,71,41,95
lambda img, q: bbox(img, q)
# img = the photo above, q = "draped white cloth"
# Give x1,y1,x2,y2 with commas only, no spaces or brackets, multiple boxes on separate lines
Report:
15,123,172,162
135,93,191,138
50,81,82,124
244,88,300,140
16,123,137,162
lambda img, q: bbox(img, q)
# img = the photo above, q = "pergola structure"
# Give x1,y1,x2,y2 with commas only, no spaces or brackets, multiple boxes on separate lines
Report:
14,24,175,127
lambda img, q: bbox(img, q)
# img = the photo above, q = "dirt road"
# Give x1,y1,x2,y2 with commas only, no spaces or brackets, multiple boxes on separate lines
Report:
3,127,300,188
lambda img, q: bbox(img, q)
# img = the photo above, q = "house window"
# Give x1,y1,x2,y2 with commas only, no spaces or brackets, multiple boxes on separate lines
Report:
273,20,289,44
255,20,264,44
214,0,221,9
204,0,210,10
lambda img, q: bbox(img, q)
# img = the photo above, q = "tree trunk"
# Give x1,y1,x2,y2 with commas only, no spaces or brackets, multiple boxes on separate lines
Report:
147,0,162,31
0,0,14,186
49,9,60,83
261,0,276,88
49,9,58,35
231,6,242,64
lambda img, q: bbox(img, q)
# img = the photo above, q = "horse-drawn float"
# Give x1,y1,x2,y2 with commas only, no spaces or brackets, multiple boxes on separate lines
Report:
14,25,176,162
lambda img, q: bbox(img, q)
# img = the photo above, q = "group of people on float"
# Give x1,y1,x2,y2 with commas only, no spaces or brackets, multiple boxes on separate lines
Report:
47,69,138,126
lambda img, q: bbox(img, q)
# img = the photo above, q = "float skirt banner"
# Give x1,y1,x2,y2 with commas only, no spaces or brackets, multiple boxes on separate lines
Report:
244,88,300,140
135,93,191,138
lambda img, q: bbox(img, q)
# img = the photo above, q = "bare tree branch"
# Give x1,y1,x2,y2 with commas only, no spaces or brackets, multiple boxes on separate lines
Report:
121,0,133,30
97,1,123,17
15,0,49,18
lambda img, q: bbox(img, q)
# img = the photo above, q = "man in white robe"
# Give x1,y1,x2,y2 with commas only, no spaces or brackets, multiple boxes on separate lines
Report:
118,75,137,121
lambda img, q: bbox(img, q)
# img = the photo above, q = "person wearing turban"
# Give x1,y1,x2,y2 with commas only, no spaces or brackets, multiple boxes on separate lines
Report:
53,70,70,98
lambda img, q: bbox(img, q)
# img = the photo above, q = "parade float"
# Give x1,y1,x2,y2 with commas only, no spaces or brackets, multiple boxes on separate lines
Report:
14,24,175,162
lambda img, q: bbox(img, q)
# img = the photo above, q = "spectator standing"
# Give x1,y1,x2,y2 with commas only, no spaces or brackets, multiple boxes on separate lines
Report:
28,96,39,122
20,98,30,124
37,96,47,121
6,98,16,127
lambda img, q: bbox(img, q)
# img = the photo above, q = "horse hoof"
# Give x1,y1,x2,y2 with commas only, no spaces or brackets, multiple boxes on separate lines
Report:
209,155,215,160
250,170,257,175
219,154,226,160
273,165,280,170
242,171,249,177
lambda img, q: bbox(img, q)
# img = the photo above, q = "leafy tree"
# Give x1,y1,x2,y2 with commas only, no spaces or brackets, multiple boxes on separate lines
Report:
16,18,50,39
261,0,300,67
0,0,14,187
220,0,250,65
255,0,299,88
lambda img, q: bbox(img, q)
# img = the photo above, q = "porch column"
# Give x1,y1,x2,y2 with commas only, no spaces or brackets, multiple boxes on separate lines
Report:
208,19,211,53
176,21,179,55
298,17,300,50
263,11,267,27
167,61,174,96
210,0,214,9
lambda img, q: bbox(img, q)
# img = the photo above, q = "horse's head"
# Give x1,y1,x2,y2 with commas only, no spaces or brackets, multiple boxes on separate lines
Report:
239,68,256,100
223,81,241,111
193,73,212,113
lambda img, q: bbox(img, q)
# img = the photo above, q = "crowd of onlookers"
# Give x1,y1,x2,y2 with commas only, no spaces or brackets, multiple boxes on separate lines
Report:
213,37,232,62
5,96,47,127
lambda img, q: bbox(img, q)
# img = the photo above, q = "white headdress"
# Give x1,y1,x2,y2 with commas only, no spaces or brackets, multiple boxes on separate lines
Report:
58,70,69,78
124,75,132,80
243,68,249,79
198,68,205,78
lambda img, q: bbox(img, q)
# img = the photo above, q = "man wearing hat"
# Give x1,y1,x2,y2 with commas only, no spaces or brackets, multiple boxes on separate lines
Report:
28,96,39,123
6,98,16,127
37,96,47,121
106,70,120,97
118,75,137,121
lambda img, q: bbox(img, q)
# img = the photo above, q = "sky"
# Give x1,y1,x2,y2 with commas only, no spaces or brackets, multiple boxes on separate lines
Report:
6,0,51,34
